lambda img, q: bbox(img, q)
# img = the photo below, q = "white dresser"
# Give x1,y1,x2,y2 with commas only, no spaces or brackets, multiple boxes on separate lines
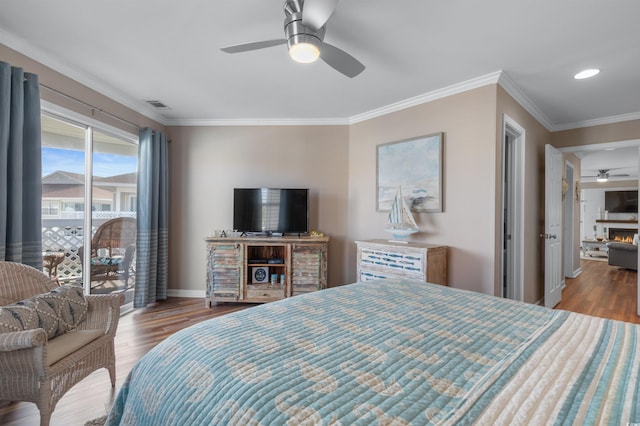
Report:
356,239,448,285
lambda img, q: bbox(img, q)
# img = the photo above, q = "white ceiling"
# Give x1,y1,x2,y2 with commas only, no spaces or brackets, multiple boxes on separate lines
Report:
576,145,639,183
1,0,639,130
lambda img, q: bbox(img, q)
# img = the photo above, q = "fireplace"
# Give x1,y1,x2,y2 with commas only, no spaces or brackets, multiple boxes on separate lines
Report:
608,228,636,243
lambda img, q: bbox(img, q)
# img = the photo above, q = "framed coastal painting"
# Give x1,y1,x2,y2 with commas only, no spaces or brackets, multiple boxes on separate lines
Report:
376,133,443,212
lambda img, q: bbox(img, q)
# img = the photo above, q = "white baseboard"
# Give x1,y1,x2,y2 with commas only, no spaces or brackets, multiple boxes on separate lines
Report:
166,289,205,298
567,267,582,279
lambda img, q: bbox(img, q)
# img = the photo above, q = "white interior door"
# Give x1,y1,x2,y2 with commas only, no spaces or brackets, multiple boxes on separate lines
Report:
545,144,563,308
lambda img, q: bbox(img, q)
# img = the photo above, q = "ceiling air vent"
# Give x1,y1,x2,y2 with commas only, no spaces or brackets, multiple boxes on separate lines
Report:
145,100,169,109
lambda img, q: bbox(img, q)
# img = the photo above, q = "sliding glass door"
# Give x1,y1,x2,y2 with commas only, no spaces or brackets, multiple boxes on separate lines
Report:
41,113,138,308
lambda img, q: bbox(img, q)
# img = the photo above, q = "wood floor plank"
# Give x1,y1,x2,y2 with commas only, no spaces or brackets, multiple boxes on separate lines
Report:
555,259,639,324
1,264,637,425
0,298,253,425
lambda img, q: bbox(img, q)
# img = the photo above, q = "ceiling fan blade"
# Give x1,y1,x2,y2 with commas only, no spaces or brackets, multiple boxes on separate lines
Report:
302,0,339,31
320,42,365,78
221,39,286,54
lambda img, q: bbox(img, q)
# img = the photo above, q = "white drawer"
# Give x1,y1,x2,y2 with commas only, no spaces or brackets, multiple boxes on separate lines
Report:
360,247,425,278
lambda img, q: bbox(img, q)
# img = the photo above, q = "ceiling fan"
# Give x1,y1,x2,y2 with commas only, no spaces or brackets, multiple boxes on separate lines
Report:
220,0,365,78
581,169,630,182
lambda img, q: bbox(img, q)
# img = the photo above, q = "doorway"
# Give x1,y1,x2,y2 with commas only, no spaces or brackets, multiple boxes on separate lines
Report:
501,115,525,301
558,140,640,316
41,106,138,313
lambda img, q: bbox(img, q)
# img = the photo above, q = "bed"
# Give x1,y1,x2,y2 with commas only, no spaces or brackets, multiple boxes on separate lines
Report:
106,279,640,425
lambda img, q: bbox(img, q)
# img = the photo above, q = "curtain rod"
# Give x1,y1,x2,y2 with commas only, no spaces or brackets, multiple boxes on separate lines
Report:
40,83,142,132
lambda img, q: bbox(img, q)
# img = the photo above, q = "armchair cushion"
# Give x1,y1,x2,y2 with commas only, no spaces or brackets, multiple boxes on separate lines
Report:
0,284,88,339
91,256,124,266
47,329,104,365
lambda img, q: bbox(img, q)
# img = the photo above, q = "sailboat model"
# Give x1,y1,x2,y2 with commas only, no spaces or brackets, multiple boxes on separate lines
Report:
384,187,419,241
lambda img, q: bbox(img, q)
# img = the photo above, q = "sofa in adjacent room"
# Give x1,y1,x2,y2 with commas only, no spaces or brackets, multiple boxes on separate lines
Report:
606,241,638,270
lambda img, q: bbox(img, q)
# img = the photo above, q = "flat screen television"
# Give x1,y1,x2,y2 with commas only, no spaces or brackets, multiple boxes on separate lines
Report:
233,188,309,235
605,190,638,213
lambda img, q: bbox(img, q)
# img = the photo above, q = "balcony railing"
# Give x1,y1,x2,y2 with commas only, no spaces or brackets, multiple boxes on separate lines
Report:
42,212,136,281
43,211,137,220
42,225,84,281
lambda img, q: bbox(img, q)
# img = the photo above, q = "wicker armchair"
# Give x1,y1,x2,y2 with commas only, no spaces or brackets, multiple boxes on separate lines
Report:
78,217,136,288
0,262,123,426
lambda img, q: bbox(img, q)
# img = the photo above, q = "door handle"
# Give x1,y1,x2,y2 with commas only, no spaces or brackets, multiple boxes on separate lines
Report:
539,233,557,239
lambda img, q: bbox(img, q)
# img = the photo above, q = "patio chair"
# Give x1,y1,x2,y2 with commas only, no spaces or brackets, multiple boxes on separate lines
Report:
0,261,123,426
78,217,136,288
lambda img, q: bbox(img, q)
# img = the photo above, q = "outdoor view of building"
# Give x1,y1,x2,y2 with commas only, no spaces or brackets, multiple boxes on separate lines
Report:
41,114,138,300
42,171,137,219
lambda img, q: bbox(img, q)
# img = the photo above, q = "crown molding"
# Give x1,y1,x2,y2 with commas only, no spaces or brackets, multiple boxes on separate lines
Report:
5,29,638,132
551,111,640,132
497,72,640,132
496,71,554,131
557,139,640,153
348,71,503,125
168,72,504,127
0,29,169,126
165,117,349,127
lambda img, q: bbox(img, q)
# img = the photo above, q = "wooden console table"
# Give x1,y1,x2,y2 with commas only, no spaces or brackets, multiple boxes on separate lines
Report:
204,236,329,306
582,239,609,257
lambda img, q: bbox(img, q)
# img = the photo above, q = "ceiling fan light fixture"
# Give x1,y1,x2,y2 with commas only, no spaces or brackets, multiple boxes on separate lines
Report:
596,171,609,182
574,68,600,80
289,41,320,63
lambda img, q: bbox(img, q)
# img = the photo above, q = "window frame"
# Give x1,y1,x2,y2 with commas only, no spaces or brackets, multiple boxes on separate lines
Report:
41,101,138,300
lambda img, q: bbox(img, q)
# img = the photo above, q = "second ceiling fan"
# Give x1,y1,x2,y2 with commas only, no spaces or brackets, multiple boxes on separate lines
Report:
582,168,630,182
221,0,365,78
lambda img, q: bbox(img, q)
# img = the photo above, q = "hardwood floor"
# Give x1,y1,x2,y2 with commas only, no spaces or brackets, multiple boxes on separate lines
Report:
1,265,637,425
0,298,253,426
555,258,639,324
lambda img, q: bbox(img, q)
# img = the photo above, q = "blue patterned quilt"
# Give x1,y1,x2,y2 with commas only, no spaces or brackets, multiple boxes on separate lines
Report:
106,279,640,425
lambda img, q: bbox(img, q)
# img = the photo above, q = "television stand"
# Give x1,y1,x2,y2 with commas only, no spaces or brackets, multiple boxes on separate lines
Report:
204,235,329,306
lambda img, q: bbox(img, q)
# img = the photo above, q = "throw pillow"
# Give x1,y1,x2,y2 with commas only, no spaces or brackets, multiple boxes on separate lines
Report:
0,284,88,339
91,256,124,266
32,298,62,339
35,284,88,338
0,297,59,337
0,302,39,333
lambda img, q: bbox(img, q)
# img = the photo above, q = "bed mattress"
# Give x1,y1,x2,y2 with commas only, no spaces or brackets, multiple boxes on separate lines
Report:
106,279,640,425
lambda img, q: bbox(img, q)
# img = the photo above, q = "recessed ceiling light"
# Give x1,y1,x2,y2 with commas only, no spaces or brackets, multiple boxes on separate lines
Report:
574,69,600,80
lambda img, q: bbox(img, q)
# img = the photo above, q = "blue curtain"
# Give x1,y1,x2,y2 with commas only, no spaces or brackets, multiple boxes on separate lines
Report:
0,61,42,268
135,128,169,307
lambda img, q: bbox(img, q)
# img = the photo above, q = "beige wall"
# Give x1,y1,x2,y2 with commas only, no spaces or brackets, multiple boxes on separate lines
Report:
496,86,551,303
15,38,640,304
165,125,350,293
581,179,639,190
347,86,499,294
552,119,640,148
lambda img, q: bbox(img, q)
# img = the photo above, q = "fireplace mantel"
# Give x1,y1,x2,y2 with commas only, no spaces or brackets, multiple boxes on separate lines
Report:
595,219,638,224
